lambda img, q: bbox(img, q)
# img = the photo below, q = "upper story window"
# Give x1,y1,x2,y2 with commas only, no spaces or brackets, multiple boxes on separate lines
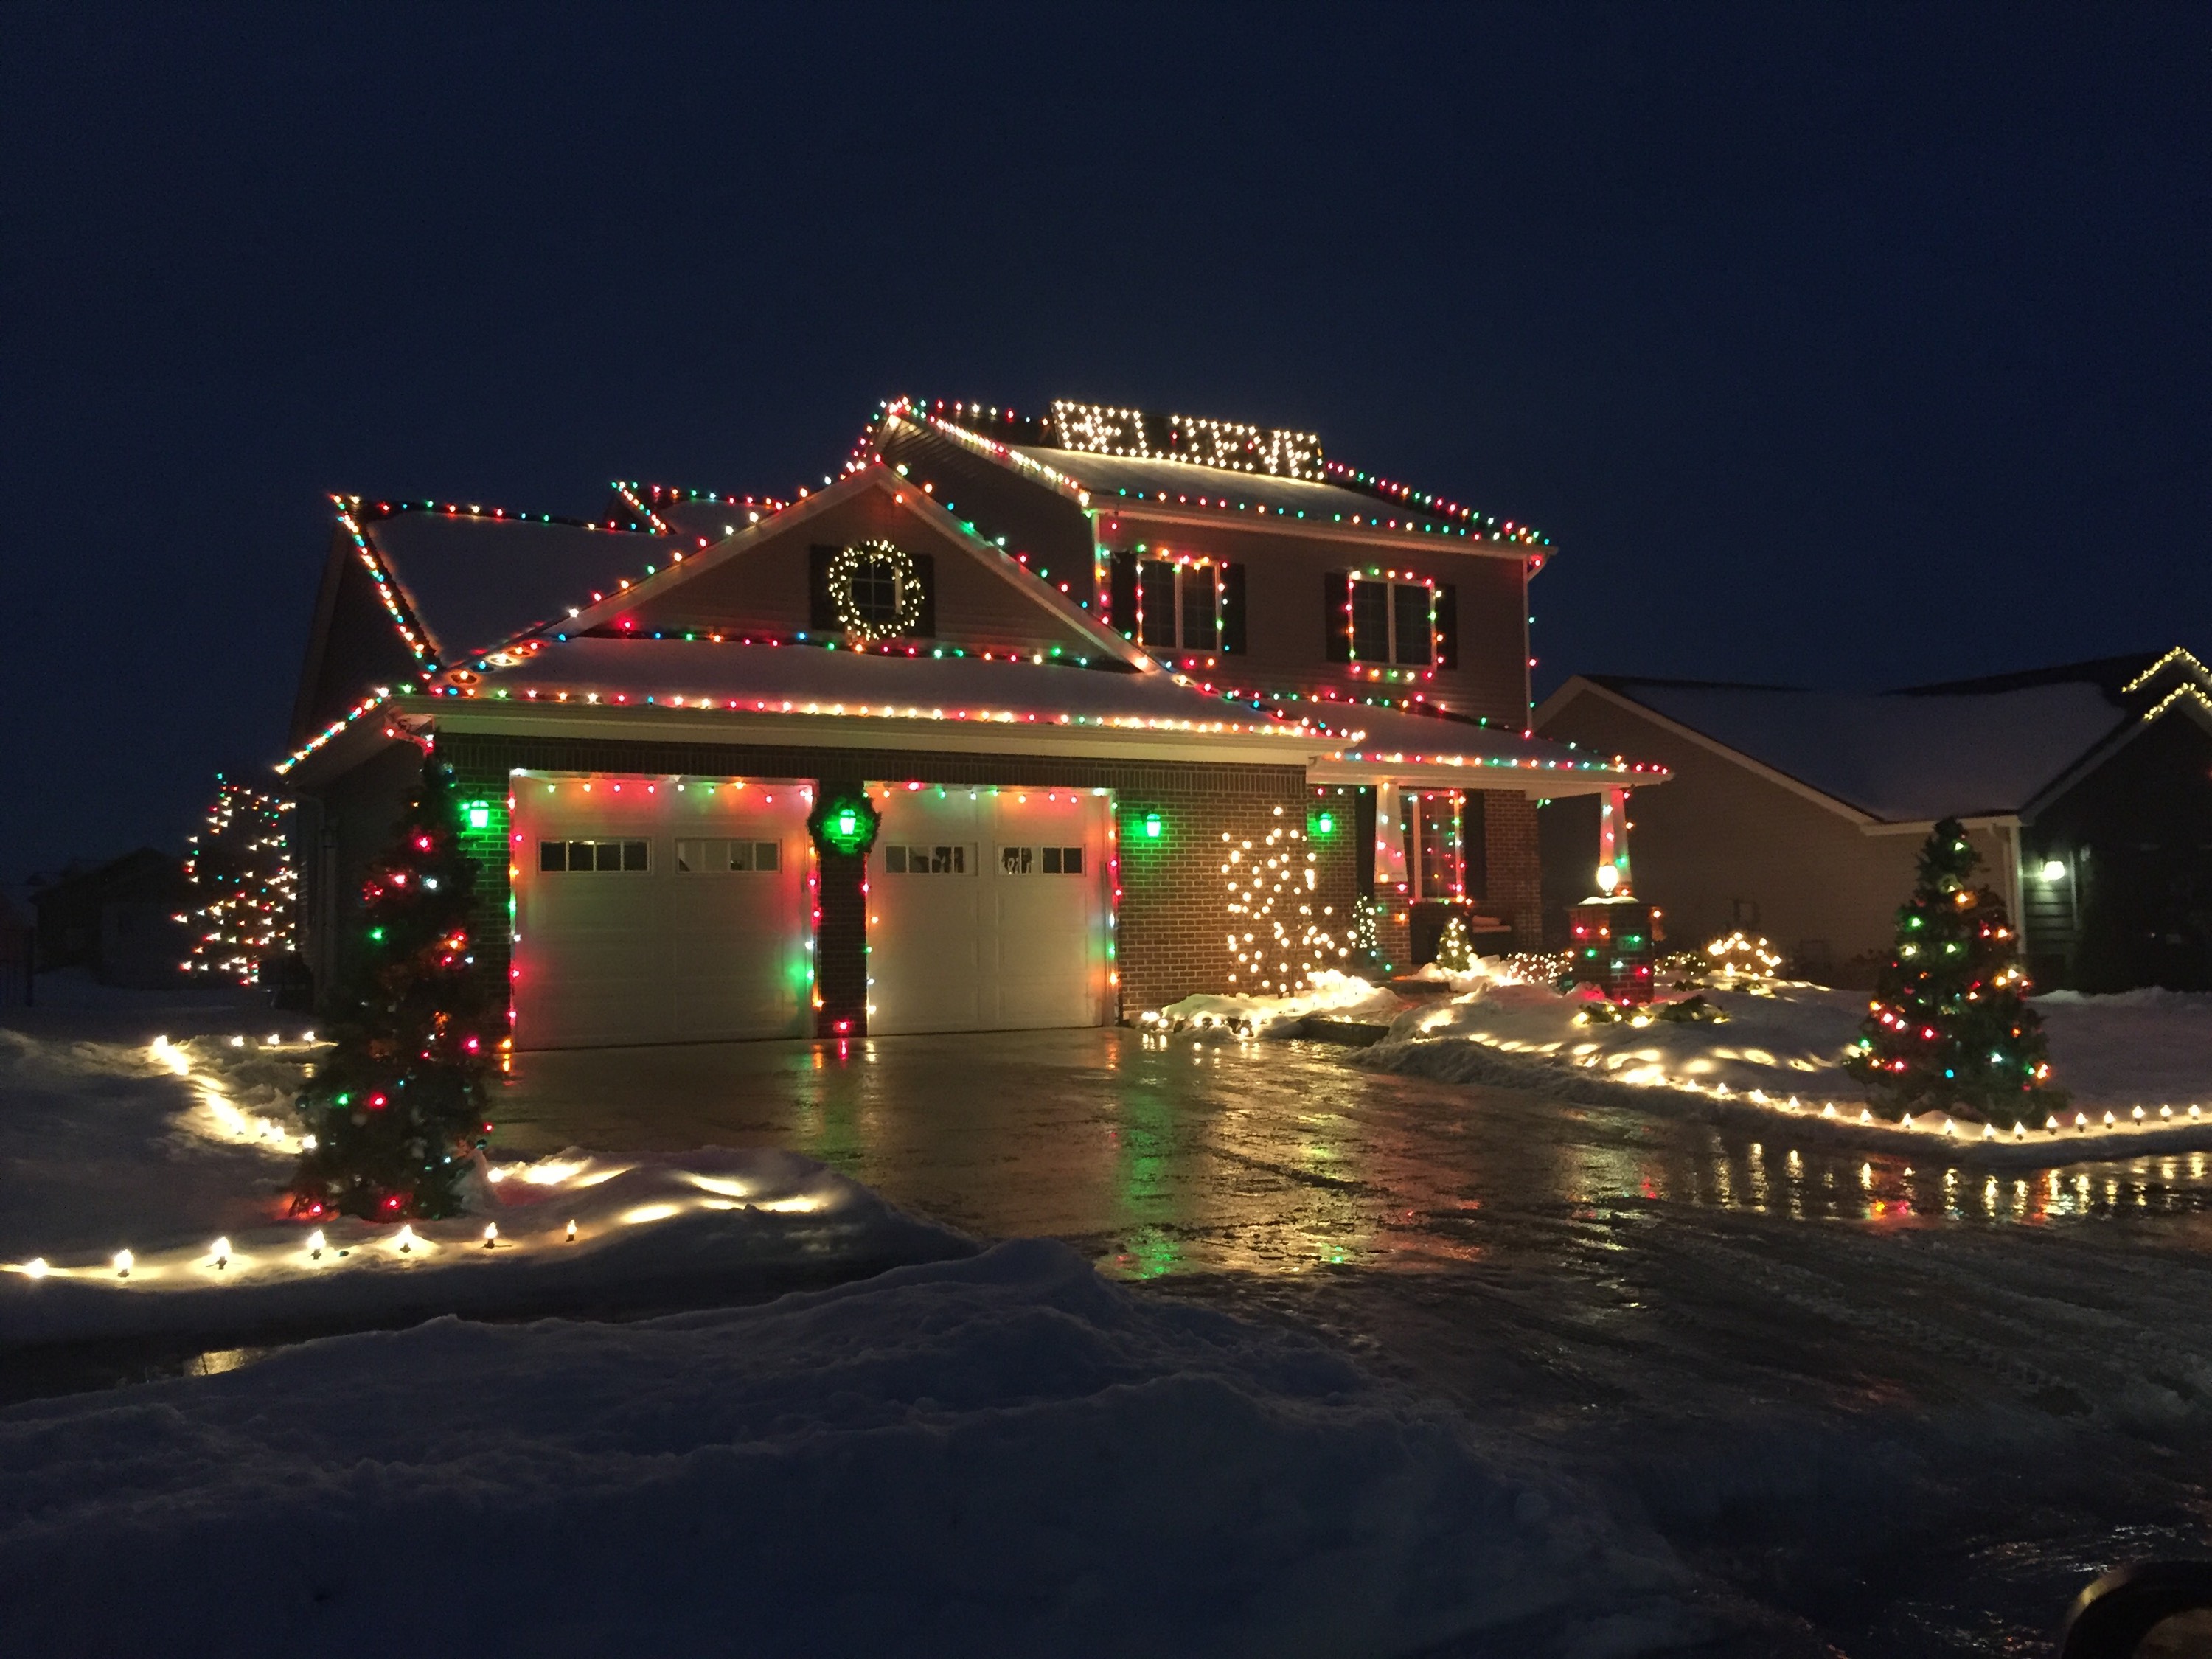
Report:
1327,573,1456,671
810,541,936,641
1106,551,1245,655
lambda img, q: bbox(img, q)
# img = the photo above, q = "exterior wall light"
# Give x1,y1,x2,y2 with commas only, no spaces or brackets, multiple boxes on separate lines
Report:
2040,858,2067,881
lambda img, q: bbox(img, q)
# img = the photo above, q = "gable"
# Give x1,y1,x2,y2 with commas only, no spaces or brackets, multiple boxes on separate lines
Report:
573,470,1135,667
290,529,431,745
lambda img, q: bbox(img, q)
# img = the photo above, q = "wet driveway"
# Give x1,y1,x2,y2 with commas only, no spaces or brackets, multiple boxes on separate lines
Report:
499,1027,2212,1655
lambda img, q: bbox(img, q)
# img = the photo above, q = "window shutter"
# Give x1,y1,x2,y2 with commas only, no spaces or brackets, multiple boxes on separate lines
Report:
1220,563,1247,653
807,546,838,632
911,550,936,638
1435,584,1458,669
1107,552,1138,638
1324,571,1352,662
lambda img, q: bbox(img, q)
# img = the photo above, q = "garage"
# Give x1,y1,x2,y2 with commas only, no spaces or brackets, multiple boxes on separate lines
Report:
866,785,1116,1035
509,772,813,1048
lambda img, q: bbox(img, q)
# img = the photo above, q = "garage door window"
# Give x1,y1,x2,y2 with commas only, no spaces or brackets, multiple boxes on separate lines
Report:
883,844,970,874
999,846,1085,874
675,838,781,873
540,839,649,872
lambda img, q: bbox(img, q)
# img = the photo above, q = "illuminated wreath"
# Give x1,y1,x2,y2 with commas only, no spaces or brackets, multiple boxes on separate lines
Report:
827,539,923,642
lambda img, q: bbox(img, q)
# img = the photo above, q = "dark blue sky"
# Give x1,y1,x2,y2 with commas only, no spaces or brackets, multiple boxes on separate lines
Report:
4,4,2206,883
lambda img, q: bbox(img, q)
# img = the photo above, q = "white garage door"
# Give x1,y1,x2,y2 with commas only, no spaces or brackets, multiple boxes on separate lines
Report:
866,785,1114,1035
510,773,812,1049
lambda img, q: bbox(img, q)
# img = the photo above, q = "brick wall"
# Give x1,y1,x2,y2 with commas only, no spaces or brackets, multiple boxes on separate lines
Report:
1482,791,1543,950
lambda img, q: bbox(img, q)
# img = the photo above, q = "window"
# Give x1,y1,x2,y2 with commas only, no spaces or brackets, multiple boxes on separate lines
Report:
1349,577,1434,666
1001,846,1085,874
539,839,648,872
846,554,901,631
1137,558,1223,651
883,844,970,874
675,838,781,873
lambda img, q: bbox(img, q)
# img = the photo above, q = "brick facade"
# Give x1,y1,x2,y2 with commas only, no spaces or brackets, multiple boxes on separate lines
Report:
1482,791,1543,950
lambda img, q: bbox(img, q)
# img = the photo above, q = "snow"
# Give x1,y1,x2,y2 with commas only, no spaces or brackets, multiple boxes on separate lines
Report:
0,1024,968,1348
1601,679,2125,820
1354,976,2212,1163
1150,970,1406,1037
0,1238,1706,1659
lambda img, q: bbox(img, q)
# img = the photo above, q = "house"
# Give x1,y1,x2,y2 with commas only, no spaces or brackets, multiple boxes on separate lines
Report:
281,396,1663,1049
27,848,192,987
1534,649,2212,990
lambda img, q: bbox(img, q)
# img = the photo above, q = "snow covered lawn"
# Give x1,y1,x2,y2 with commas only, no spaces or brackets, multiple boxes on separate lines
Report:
1156,972,2212,1164
0,1021,967,1348
0,1237,1705,1659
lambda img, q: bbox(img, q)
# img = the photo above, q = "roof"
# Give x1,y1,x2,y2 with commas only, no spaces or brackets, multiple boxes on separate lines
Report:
878,399,1551,554
357,503,666,669
397,635,1658,793
1559,647,2209,821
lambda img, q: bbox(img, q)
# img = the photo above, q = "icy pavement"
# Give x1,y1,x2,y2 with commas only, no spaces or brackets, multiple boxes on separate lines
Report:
501,1027,2212,1654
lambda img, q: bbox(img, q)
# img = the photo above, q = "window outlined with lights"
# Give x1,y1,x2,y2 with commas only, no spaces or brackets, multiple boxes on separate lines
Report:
1348,576,1436,667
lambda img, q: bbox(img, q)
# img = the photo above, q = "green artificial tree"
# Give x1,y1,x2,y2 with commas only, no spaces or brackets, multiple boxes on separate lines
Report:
1432,915,1476,975
1846,817,2059,1125
291,751,498,1220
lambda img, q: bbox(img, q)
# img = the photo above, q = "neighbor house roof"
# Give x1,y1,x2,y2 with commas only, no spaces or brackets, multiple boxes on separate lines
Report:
1540,647,2210,824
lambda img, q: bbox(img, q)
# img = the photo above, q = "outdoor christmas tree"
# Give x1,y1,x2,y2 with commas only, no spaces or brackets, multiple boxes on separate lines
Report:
182,776,297,984
1846,817,2059,1124
291,751,497,1220
1432,915,1476,974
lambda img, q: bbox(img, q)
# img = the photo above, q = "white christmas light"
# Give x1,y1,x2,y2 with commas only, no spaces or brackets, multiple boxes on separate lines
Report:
114,1250,132,1278
307,1230,325,1260
211,1237,231,1270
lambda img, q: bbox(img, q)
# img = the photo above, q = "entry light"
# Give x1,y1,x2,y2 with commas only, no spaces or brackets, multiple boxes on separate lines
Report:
1315,813,1335,835
2040,859,2067,881
1142,813,1163,839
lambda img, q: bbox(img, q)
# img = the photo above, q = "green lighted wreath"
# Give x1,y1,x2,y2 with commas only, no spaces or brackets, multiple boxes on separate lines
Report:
827,539,922,642
807,790,880,857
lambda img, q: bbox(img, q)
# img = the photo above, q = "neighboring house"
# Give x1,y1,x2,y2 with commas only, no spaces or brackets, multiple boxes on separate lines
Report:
282,396,1662,1048
1535,649,2212,991
27,848,192,987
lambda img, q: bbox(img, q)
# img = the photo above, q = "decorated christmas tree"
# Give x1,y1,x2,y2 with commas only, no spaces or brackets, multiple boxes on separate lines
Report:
1846,817,2059,1124
291,752,497,1220
181,776,297,984
1432,915,1476,974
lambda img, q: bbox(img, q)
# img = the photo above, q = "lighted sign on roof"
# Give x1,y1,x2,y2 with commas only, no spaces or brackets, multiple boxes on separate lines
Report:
1047,401,1324,481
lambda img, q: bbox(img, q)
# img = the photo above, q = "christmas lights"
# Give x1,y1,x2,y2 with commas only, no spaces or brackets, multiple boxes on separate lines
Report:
181,777,297,984
1220,805,1343,995
825,540,924,643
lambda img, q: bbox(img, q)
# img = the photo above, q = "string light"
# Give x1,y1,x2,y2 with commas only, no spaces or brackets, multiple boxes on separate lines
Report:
178,777,297,984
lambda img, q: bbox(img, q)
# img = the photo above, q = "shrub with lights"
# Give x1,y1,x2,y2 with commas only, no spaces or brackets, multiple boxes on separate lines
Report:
1846,817,2060,1126
182,776,297,984
291,753,496,1220
1431,916,1476,975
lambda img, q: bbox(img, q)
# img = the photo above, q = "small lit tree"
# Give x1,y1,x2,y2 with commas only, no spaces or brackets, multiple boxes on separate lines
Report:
183,776,296,984
1846,817,2059,1125
1432,915,1476,974
291,752,497,1220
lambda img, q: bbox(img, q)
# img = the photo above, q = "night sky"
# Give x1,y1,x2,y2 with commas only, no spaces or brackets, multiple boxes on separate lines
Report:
4,5,2206,884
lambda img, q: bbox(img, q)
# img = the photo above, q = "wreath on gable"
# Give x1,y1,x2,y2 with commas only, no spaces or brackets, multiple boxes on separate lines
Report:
827,539,923,643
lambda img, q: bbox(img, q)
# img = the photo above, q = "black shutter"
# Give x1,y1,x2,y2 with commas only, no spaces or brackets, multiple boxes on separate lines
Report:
1108,552,1138,638
1435,584,1458,669
911,550,936,638
807,546,837,632
1220,563,1247,653
1459,788,1486,899
1324,571,1352,661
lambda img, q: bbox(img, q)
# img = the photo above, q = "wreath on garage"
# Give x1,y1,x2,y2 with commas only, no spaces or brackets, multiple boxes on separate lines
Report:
827,539,923,643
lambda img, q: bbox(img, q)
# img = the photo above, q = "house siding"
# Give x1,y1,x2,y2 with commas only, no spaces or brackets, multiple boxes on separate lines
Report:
1537,691,2014,979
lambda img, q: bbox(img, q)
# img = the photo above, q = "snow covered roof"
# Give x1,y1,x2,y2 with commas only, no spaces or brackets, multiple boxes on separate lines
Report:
361,505,666,668
425,636,1650,790
1566,652,2211,821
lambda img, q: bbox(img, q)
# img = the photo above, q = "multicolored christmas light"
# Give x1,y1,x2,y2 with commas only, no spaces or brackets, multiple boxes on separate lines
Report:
181,777,297,984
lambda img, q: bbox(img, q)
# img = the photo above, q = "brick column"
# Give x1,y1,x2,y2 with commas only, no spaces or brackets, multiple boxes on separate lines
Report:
813,846,868,1036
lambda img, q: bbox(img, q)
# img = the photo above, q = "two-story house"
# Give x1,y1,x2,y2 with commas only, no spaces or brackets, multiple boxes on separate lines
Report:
282,396,1660,1049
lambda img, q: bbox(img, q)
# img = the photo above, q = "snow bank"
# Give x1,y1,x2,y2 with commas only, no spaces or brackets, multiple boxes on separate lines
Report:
1150,970,1406,1038
0,1239,1702,1659
0,1031,970,1348
1354,981,2212,1164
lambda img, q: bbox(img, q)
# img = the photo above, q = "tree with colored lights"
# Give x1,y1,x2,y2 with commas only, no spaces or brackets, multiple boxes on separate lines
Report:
291,753,496,1220
1432,915,1476,975
183,776,297,984
1846,818,2059,1125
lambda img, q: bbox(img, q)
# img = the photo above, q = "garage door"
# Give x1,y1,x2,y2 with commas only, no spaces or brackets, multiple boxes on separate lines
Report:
866,785,1114,1035
510,773,812,1049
